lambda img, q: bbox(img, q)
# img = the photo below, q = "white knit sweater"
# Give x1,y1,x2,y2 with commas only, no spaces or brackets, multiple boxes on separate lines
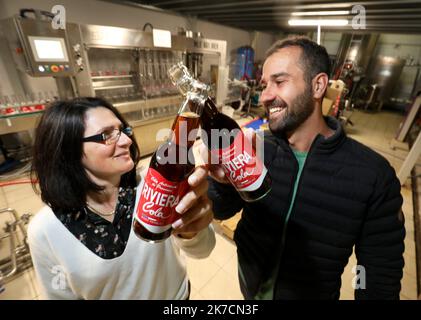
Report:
28,182,215,300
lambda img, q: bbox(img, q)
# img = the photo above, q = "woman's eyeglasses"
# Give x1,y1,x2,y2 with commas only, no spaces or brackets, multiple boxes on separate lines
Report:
82,126,133,145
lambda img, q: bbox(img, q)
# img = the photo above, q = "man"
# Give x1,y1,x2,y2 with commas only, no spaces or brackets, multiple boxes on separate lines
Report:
206,36,405,300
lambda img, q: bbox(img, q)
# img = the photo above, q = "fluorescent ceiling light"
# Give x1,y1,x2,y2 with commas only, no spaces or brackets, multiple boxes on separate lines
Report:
291,11,350,16
288,19,349,26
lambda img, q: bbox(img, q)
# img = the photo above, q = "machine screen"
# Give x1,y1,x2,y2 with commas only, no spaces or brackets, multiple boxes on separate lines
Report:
28,36,69,62
152,29,171,48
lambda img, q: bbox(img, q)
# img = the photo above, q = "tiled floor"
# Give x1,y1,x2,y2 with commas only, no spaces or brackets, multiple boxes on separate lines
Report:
186,226,243,300
0,109,418,300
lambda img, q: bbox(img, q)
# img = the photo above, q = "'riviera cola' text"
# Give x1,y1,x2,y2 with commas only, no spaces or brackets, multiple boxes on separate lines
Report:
141,182,180,210
222,150,252,172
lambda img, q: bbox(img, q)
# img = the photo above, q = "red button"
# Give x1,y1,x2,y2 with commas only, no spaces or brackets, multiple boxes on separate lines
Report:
6,107,17,115
51,65,59,72
20,106,32,113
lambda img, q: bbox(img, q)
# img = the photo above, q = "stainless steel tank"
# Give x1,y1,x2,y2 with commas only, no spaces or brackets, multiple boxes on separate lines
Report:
366,56,405,102
333,33,379,79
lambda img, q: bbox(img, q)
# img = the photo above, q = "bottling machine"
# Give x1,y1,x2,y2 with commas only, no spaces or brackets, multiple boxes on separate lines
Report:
0,9,228,156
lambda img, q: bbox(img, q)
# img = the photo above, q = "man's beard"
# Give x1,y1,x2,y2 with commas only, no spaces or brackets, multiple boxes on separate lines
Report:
266,86,315,135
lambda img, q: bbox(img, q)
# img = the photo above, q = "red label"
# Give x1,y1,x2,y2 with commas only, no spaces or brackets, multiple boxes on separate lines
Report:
211,131,265,191
136,168,189,228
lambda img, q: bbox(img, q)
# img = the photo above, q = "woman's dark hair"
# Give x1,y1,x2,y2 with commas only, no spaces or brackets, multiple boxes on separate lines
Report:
31,97,140,211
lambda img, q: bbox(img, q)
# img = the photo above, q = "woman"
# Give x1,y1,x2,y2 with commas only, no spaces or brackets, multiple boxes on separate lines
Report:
28,97,215,299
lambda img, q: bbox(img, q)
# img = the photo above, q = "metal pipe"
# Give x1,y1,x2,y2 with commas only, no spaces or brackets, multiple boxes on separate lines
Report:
317,24,321,45
0,208,32,286
0,208,27,238
173,0,421,14
0,222,18,281
0,251,32,269
202,8,421,19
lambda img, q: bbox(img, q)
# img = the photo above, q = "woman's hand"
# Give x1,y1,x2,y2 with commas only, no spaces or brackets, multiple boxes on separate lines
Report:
171,166,213,239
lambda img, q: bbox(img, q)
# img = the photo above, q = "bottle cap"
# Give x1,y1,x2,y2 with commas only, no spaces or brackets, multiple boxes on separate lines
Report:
168,62,192,96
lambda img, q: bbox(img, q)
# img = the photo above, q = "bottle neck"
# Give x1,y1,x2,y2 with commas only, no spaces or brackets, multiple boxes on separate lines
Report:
202,96,219,121
170,93,203,147
183,78,218,121
168,62,219,126
169,63,210,96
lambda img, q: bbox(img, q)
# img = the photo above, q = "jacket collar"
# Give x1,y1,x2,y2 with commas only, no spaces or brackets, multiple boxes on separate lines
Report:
311,116,347,154
271,116,346,154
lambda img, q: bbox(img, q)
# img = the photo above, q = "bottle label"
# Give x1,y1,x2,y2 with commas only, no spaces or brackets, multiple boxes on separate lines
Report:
135,168,189,234
211,131,267,192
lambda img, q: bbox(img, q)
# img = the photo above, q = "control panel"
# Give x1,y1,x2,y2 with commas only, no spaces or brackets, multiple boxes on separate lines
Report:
36,63,71,74
12,17,77,77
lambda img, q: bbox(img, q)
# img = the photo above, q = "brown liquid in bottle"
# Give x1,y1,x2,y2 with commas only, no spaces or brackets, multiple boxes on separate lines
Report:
201,98,272,202
133,111,200,242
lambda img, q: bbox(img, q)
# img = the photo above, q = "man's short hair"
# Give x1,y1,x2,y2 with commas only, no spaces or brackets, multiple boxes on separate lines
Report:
265,36,331,84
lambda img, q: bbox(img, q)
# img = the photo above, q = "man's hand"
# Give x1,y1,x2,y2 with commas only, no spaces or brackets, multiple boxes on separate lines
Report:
171,166,213,239
198,128,257,185
198,141,230,184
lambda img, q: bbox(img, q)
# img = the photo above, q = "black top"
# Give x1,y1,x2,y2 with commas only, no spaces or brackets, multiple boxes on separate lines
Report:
54,187,135,259
208,116,405,300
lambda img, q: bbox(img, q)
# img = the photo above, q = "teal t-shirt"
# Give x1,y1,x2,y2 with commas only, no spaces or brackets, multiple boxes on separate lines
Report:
286,150,307,219
254,149,308,300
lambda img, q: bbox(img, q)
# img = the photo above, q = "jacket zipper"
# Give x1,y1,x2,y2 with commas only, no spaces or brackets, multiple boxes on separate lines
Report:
270,138,319,299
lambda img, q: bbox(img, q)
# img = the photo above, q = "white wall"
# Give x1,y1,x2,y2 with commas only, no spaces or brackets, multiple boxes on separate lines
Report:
321,32,343,56
0,0,275,97
268,31,342,56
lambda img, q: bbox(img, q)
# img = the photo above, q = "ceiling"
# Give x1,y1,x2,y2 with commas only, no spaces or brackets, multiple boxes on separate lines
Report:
108,0,421,34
